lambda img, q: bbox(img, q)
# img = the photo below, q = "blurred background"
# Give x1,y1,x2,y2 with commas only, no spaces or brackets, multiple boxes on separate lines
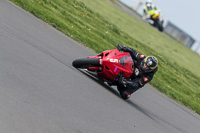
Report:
119,0,200,55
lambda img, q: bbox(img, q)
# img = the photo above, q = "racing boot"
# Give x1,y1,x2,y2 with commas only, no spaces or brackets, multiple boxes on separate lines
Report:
116,72,127,87
120,91,131,99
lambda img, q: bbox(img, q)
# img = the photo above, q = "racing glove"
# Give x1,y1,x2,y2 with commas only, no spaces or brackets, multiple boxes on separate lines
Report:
117,44,127,51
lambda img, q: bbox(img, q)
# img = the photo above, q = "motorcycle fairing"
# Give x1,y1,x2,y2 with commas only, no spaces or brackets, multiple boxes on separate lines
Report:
89,49,134,83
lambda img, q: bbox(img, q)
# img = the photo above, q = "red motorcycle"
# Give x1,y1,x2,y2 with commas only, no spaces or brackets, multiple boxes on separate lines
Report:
72,48,135,99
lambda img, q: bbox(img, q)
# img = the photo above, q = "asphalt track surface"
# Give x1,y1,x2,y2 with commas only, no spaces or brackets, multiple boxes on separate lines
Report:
0,0,200,133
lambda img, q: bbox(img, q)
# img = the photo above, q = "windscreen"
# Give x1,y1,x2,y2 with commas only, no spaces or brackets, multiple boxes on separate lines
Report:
119,55,134,70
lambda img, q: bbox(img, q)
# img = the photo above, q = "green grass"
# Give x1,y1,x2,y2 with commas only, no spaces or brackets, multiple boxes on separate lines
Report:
10,0,200,114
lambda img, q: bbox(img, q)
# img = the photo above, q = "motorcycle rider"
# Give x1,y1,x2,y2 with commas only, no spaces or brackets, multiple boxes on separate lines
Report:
143,0,158,20
116,44,158,99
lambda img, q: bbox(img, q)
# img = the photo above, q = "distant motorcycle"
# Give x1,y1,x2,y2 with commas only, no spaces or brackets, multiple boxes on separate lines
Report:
72,47,135,99
145,9,164,32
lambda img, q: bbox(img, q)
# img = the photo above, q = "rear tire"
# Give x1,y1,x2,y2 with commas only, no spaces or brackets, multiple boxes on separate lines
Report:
72,58,100,68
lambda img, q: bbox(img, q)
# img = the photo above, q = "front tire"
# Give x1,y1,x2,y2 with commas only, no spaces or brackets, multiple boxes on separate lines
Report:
72,58,100,68
157,21,164,32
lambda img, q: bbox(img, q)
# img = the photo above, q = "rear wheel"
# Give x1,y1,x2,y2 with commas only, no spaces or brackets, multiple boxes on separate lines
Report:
72,58,100,68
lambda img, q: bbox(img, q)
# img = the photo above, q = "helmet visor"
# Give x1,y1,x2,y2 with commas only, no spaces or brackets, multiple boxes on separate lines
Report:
141,60,154,73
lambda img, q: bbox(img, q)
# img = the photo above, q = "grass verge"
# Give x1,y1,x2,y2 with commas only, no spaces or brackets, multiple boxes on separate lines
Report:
10,0,200,115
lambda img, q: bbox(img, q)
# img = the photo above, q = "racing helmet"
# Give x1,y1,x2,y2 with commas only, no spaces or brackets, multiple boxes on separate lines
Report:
141,56,158,73
146,0,152,6
146,0,152,3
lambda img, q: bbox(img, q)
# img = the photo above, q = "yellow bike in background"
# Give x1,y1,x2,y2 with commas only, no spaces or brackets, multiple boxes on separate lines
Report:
144,9,164,32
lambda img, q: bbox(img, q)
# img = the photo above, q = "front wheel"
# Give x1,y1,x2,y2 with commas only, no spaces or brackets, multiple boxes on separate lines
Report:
72,58,100,68
157,21,164,32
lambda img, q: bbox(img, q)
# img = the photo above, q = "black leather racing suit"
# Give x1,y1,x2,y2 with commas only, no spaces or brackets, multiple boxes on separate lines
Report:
118,47,158,95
